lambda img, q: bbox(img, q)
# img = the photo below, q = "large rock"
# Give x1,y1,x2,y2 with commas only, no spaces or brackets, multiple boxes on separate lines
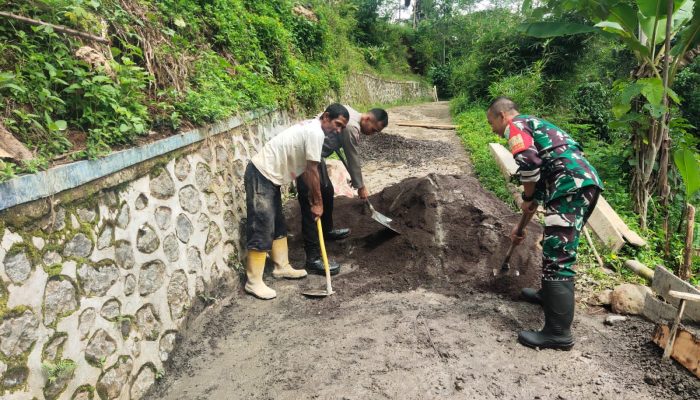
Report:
77,207,97,223
135,193,148,210
136,224,160,254
124,274,136,296
3,250,32,283
205,222,222,254
0,310,39,357
149,169,176,199
197,213,210,232
85,329,117,365
159,331,177,362
135,304,161,341
195,163,212,191
611,284,652,315
97,223,114,250
206,192,221,214
116,203,130,229
167,270,189,320
587,289,613,306
187,247,202,274
174,156,191,181
43,333,67,360
130,364,156,399
96,356,133,400
100,298,121,321
155,206,172,230
223,211,236,235
3,366,28,389
139,261,166,296
179,185,201,214
63,233,93,258
115,241,134,269
43,278,78,325
175,214,194,243
79,308,96,340
77,263,119,296
43,359,75,400
163,234,179,262
43,251,62,267
45,207,66,232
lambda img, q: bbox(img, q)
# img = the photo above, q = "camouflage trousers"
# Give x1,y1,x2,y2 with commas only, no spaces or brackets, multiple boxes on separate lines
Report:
542,186,601,280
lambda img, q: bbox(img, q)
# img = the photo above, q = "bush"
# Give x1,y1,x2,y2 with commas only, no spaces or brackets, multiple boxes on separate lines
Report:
674,57,700,133
571,82,612,139
487,62,545,114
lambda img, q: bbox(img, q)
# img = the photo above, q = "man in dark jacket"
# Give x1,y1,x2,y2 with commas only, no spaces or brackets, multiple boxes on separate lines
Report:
296,106,388,275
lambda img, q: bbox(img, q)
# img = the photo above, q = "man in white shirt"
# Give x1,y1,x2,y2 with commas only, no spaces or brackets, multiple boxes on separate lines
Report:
244,104,349,300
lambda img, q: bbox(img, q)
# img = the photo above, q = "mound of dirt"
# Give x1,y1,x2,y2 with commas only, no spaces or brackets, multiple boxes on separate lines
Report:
358,132,454,166
287,173,543,299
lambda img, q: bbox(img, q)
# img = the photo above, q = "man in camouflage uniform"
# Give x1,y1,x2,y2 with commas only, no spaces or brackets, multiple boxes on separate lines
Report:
486,97,603,350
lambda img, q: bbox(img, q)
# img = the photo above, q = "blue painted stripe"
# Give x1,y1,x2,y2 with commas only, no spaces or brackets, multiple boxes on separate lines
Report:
0,108,275,211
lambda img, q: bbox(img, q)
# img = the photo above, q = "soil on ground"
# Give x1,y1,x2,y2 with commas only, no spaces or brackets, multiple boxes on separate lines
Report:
146,102,699,400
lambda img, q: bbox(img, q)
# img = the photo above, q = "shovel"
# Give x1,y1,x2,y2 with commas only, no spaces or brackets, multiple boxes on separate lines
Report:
366,199,401,234
302,218,334,297
493,203,538,277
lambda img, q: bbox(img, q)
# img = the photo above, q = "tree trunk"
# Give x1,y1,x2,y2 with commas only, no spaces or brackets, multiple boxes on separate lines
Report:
680,204,695,280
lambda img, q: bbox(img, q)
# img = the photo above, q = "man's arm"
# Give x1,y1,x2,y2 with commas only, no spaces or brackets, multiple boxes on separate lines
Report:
339,128,367,198
302,160,323,219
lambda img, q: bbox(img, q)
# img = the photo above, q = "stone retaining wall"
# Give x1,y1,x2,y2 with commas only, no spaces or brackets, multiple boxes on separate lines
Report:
0,72,430,400
340,73,436,106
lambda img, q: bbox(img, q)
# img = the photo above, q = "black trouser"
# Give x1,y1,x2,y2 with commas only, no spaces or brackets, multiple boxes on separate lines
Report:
245,163,287,251
296,159,334,259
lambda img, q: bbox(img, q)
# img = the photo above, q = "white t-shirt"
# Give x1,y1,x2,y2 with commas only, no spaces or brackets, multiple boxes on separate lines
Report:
251,118,325,185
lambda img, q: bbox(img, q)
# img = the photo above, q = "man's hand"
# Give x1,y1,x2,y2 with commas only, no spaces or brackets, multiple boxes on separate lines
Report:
510,225,526,246
311,204,323,220
358,186,369,200
520,200,537,214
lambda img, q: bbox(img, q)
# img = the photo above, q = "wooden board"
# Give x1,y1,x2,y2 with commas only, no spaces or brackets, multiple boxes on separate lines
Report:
395,121,457,130
652,323,700,378
586,203,626,252
652,266,700,322
594,195,646,247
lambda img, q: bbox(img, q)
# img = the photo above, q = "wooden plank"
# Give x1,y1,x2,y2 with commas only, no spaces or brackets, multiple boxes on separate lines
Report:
585,202,626,252
652,324,700,378
595,195,647,247
652,266,700,322
395,121,457,130
488,143,518,176
669,290,700,302
643,294,678,323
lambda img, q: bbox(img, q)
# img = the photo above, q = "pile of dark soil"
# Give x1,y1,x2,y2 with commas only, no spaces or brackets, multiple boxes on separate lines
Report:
358,132,454,165
287,173,542,300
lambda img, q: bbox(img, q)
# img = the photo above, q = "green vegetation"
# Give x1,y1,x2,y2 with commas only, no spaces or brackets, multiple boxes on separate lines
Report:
0,0,415,180
434,1,699,284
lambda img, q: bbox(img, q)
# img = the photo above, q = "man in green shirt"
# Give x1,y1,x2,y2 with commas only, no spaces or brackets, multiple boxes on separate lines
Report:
487,97,603,350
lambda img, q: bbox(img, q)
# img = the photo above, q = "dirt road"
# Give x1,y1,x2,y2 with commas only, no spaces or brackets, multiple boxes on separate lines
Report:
147,102,699,400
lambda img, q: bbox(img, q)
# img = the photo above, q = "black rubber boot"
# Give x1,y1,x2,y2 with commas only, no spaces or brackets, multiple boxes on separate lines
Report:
305,258,341,276
518,280,575,350
325,228,350,241
521,287,543,305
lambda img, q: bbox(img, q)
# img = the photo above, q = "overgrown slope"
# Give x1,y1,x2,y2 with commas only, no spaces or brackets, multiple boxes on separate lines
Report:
0,0,414,179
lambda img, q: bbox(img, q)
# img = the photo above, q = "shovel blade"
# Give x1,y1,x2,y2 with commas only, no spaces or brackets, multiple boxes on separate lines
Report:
302,289,335,297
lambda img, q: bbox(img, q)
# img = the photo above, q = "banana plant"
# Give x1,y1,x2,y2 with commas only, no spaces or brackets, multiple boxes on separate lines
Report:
519,0,700,229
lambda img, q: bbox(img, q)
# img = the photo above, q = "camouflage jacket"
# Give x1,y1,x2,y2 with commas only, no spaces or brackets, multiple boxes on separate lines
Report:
505,115,603,203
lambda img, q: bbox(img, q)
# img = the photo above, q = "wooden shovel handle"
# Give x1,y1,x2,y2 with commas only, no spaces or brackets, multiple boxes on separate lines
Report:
316,219,333,294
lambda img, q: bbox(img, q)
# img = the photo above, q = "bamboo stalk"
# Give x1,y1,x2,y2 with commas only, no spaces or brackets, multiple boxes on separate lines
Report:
583,226,604,269
0,12,109,43
680,204,695,280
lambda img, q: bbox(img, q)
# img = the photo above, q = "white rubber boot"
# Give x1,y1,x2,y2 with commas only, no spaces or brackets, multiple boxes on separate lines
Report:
271,238,307,279
245,250,276,299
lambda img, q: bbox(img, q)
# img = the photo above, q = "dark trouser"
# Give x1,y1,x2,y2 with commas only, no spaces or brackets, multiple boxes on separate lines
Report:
542,186,601,280
245,162,287,251
296,159,334,259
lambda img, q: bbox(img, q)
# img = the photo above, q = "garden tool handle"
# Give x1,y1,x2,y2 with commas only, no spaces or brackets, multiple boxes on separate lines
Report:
514,203,538,236
316,219,333,294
